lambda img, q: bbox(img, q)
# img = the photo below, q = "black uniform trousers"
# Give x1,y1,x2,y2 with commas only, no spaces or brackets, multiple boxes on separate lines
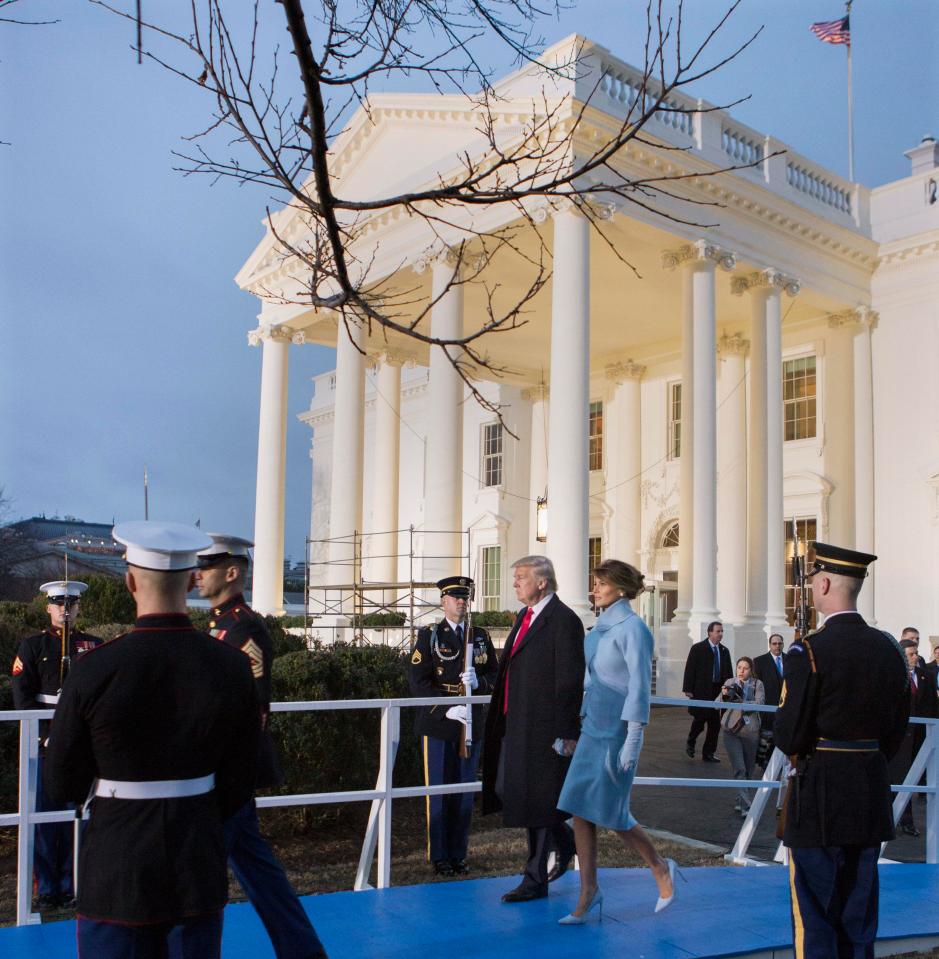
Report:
789,845,879,959
495,749,574,894
687,681,723,758
423,736,480,863
79,911,222,959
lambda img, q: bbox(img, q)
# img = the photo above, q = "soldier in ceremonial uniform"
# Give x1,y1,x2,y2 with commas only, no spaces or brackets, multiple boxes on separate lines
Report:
11,580,101,909
194,532,327,959
409,576,498,876
775,542,909,959
44,521,260,959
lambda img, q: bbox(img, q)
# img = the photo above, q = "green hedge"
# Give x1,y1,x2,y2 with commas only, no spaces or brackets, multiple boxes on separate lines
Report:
269,643,422,829
473,610,517,627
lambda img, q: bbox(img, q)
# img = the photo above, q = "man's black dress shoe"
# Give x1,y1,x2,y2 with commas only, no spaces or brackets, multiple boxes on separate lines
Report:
433,860,455,876
450,859,470,875
501,886,548,903
900,823,921,838
702,754,721,763
36,894,59,910
685,742,695,759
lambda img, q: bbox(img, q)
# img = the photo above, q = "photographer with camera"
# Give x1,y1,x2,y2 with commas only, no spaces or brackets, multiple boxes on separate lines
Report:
716,657,765,818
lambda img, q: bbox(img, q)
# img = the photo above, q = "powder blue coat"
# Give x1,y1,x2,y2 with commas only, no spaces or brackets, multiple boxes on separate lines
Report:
557,599,654,830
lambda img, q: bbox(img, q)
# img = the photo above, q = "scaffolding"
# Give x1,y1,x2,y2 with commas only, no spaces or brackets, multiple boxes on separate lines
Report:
303,526,470,648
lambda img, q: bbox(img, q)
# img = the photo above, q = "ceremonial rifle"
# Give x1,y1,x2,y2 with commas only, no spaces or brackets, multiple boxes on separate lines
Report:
458,579,476,760
59,547,71,692
791,518,811,641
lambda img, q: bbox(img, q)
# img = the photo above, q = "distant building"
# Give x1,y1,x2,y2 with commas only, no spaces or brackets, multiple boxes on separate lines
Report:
2,516,126,594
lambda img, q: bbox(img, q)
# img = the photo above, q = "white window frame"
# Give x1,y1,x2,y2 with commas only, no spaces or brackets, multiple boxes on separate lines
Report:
480,422,504,488
480,545,502,611
667,381,682,460
588,400,604,472
783,353,817,443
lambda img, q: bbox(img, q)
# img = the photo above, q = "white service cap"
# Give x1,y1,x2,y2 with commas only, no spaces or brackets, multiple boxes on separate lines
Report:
39,581,88,599
112,521,213,572
197,532,254,566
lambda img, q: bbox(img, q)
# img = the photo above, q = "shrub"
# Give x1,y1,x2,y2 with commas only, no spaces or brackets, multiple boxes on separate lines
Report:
269,643,422,830
473,610,517,628
79,576,136,625
360,611,406,628
90,623,134,643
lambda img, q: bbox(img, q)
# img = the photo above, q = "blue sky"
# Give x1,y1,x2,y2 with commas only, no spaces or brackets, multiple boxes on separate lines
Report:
1,1,936,563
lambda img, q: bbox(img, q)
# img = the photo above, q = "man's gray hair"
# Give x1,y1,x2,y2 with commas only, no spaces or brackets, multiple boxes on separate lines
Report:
511,555,558,593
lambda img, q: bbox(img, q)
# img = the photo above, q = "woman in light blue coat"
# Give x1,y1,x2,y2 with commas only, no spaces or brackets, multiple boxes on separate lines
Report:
557,559,677,924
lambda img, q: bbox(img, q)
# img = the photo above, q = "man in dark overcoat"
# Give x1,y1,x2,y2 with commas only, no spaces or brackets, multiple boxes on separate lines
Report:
753,633,786,735
481,555,585,902
682,621,732,761
889,637,938,837
44,521,260,959
775,542,909,959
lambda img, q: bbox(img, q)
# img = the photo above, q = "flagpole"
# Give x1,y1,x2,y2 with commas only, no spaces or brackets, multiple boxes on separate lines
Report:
144,465,150,521
846,0,854,181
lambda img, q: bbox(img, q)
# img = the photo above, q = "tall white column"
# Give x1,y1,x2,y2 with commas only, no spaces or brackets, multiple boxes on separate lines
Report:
250,323,296,616
733,270,800,629
716,333,749,623
547,205,590,614
370,352,403,584
606,360,645,568
524,385,549,556
328,318,366,586
852,308,876,621
423,252,464,581
663,241,736,624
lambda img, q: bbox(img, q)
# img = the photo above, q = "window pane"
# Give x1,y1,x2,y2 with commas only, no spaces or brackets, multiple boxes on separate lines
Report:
784,518,818,629
589,401,603,471
782,356,817,441
482,546,501,612
481,423,503,487
587,536,602,594
669,383,682,459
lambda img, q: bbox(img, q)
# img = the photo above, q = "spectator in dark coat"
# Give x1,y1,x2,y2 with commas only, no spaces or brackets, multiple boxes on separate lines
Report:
482,555,585,903
924,642,939,698
682,622,732,762
753,634,786,733
891,638,938,836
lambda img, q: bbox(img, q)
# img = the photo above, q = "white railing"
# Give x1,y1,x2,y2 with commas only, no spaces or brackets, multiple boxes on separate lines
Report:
3,698,936,926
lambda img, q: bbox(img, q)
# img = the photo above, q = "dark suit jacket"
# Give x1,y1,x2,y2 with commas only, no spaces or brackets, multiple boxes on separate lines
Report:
683,639,733,718
753,650,786,731
924,661,939,701
481,594,585,828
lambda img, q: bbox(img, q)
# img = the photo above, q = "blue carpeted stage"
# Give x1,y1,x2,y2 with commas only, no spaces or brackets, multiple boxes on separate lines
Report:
4,864,939,958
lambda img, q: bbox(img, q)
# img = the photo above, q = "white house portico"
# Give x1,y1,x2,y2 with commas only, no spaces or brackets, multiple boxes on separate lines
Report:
237,35,939,694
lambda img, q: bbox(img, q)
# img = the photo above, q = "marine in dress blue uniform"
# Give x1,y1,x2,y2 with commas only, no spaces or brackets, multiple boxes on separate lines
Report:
44,522,261,959
775,542,909,959
11,580,102,909
409,576,498,876
191,533,328,959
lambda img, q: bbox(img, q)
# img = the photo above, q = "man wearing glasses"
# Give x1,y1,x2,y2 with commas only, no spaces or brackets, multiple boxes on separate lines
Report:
753,634,786,732
11,581,101,910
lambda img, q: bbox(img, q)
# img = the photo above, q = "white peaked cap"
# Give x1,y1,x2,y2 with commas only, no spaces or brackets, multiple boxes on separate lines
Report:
39,581,88,598
198,532,254,561
112,521,213,571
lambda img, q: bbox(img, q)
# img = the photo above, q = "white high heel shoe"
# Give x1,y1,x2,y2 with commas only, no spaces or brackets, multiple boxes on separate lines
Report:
654,858,685,914
558,887,603,925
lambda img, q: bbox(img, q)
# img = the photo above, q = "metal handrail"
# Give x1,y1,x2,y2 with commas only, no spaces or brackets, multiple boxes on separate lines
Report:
3,696,936,926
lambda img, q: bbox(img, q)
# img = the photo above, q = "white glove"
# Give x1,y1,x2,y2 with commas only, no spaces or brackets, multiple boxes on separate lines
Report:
618,721,645,772
446,704,468,725
460,667,479,690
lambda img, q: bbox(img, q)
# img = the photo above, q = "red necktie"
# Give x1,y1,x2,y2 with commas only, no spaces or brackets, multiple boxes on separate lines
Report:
503,608,534,714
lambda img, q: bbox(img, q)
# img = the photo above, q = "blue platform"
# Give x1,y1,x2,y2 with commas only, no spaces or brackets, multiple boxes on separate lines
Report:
4,864,939,958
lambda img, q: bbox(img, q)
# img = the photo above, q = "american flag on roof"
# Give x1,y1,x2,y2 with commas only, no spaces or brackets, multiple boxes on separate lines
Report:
810,15,851,46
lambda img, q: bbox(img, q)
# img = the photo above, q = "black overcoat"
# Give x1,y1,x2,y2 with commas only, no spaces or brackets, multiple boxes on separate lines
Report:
888,662,938,788
775,613,909,848
753,650,786,731
682,639,733,718
481,594,585,828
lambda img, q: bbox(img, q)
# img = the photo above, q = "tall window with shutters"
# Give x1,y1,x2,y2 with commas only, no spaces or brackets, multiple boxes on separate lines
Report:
481,422,503,488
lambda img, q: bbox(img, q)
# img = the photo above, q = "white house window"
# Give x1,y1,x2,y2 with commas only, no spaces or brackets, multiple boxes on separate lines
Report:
661,522,680,548
481,546,502,611
481,422,503,487
668,382,682,459
588,401,603,471
783,355,817,441
587,535,602,593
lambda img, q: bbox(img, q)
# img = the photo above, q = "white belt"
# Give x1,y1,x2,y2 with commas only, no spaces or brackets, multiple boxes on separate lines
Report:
94,774,215,800
36,693,59,705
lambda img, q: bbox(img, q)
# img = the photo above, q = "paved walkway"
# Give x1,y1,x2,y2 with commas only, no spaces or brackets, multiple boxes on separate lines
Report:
634,707,925,862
